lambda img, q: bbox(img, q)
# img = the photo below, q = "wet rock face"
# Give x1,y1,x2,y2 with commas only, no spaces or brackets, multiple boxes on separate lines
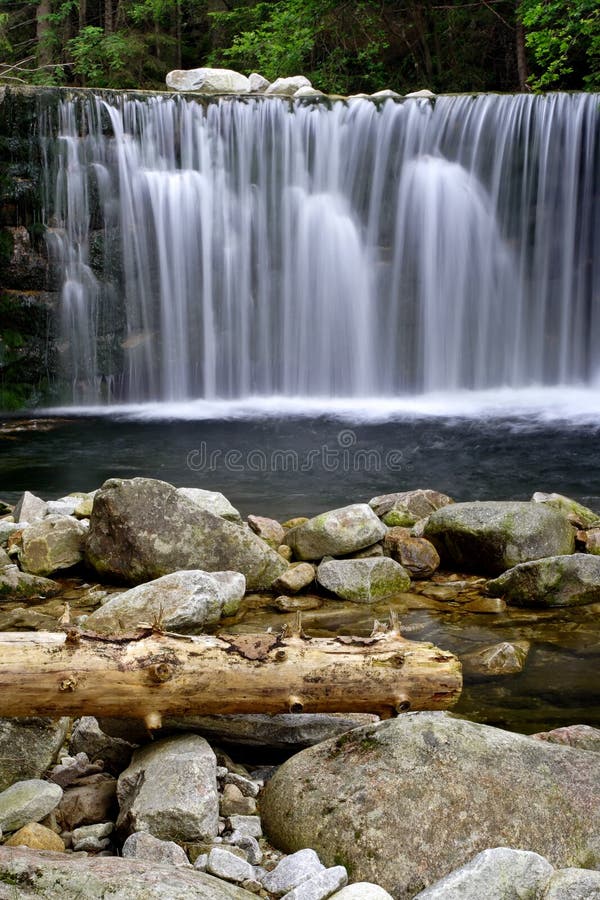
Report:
424,501,576,575
260,711,600,898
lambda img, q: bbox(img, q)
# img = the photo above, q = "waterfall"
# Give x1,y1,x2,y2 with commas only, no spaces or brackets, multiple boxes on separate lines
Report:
44,92,600,404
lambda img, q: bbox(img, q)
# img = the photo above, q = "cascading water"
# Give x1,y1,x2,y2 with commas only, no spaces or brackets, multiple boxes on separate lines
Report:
43,92,599,405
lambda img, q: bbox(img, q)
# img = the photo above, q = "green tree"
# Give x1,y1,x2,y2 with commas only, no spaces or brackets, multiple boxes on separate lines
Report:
519,0,599,89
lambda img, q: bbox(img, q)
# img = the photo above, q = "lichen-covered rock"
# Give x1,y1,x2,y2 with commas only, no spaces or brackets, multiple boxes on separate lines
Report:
260,712,600,897
177,488,242,523
0,846,256,898
265,76,312,96
532,491,600,528
369,489,453,527
83,569,241,635
316,557,410,602
460,641,530,679
166,67,250,93
0,564,60,600
412,847,554,899
0,780,63,833
85,478,287,589
4,822,65,852
117,734,218,842
20,515,87,575
383,527,440,578
424,501,575,575
487,553,600,607
0,717,69,792
285,504,386,561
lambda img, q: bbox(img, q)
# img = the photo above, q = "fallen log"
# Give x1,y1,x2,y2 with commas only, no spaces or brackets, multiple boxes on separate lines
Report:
0,626,461,726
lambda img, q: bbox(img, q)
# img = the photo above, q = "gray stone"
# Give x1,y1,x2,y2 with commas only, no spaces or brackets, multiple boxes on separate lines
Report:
369,89,401,99
543,867,600,898
226,831,262,865
84,569,238,635
530,724,600,753
295,87,325,97
224,773,260,798
73,835,111,851
413,847,554,898
207,846,256,884
282,867,348,900
369,489,453,526
227,815,262,838
461,641,530,679
0,564,60,600
285,505,386,561
69,716,137,775
86,477,287,589
248,515,285,548
49,752,104,787
177,488,242,523
532,491,600,528
317,557,410,602
47,497,80,517
71,822,114,843
248,72,270,92
261,848,325,896
382,528,440,578
122,831,190,866
330,886,393,899
260,712,600,897
424,501,575,575
0,779,63,833
273,563,316,594
117,734,218,841
266,76,312,96
487,554,600,607
20,515,87,575
0,547,10,566
55,773,117,831
0,521,21,543
166,68,250,93
194,853,209,871
0,845,256,898
405,89,436,98
13,491,47,523
211,570,246,615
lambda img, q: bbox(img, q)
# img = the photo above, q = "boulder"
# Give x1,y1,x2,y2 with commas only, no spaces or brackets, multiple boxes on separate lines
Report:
207,847,256,885
85,477,287,589
272,563,315,594
260,712,600,897
69,716,138,775
0,717,70,791
117,734,219,842
177,488,242,523
265,76,312,96
405,89,436,98
383,528,440,578
55,773,117,830
46,496,81,517
122,831,190,866
369,489,453,527
0,846,256,898
424,501,575,575
316,557,410,602
248,72,270,92
582,527,600,554
19,515,87,575
166,67,250,93
283,866,348,899
412,847,554,898
0,564,60,600
487,553,600,607
532,491,600,528
13,490,47,523
261,848,324,896
4,822,65,852
294,87,325,97
370,89,401,99
83,569,242,635
285,504,387,561
0,780,63,833
460,641,530,679
247,515,285,548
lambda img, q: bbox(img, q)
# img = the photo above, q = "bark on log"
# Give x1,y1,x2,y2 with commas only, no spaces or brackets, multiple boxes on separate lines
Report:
0,629,461,724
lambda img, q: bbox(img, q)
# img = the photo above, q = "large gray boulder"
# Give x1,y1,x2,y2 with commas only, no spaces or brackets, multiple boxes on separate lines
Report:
285,504,387,561
117,734,219,842
316,557,410,602
166,67,250,93
487,553,600,607
85,477,287,589
19,515,87,576
260,712,600,898
0,718,70,792
423,501,575,575
83,569,244,635
0,846,256,898
413,847,554,899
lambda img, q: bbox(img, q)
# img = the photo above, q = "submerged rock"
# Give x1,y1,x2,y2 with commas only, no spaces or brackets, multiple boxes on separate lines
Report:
85,477,287,589
316,557,410,602
284,504,386,560
424,501,575,575
260,711,600,896
487,553,600,607
460,641,530,679
19,515,87,575
166,67,250,93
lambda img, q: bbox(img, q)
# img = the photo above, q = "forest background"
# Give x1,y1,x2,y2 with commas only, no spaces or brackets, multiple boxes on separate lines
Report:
0,0,598,97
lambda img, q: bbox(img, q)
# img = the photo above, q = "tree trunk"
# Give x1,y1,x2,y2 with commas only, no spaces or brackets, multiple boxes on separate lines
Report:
0,629,462,727
104,0,113,34
36,0,52,68
516,11,529,90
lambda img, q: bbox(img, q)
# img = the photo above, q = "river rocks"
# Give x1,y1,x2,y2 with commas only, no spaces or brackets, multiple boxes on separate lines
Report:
424,501,576,575
166,67,251,93
283,866,348,899
460,640,530,679
13,490,47,523
0,717,69,791
207,846,256,884
413,847,554,899
369,489,453,527
19,515,87,575
178,488,242,523
261,848,324,896
405,89,436,98
117,734,218,842
122,831,190,866
84,569,241,635
316,557,410,602
487,553,600,607
532,491,600,528
248,514,285,548
5,821,65,852
265,76,312,96
260,711,600,896
249,72,270,92
370,89,401,99
383,528,440,578
85,477,287,589
0,564,60,600
0,779,63,833
0,846,257,899
285,504,386,560
272,563,315,593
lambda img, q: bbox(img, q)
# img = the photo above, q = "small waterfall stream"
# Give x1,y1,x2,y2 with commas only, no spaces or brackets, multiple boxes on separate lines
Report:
43,92,600,404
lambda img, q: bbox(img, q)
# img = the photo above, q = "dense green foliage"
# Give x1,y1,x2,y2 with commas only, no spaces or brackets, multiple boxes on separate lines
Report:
0,0,597,92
